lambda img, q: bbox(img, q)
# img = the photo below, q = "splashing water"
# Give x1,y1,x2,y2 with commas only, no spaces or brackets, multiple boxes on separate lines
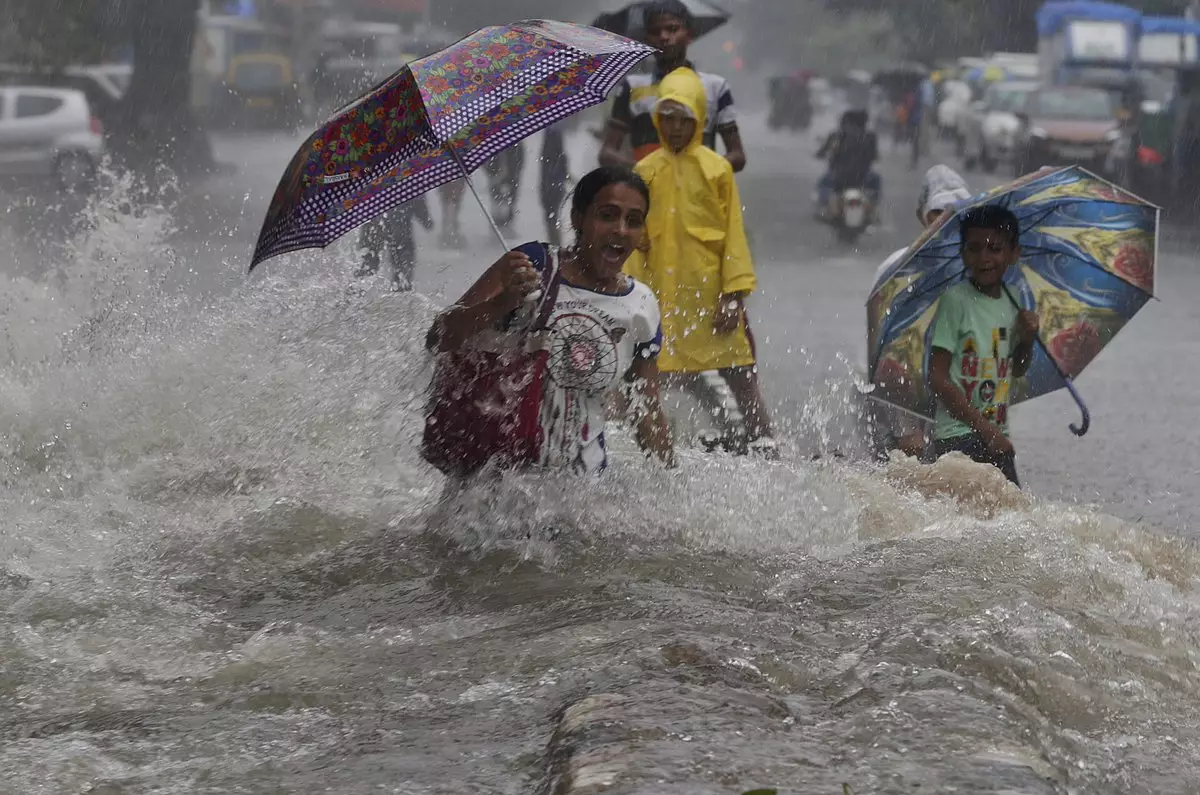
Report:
0,178,1198,795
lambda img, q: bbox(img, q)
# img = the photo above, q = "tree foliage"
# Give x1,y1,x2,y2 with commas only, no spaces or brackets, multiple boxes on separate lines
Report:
3,0,117,69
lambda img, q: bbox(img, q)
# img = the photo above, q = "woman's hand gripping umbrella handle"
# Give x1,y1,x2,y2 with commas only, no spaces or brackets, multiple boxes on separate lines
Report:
448,144,543,306
1003,285,1090,437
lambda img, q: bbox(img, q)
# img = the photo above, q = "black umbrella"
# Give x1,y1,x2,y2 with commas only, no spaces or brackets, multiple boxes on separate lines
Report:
592,0,731,42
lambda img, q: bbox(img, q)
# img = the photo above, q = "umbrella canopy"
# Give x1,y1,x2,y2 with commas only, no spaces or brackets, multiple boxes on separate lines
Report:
251,19,653,269
868,165,1159,435
592,0,731,42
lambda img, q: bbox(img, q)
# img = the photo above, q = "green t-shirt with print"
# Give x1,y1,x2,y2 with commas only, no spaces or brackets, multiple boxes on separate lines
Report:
930,280,1019,441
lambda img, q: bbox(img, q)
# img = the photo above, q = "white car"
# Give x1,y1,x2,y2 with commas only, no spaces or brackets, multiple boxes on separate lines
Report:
0,86,104,190
937,79,973,137
960,80,1039,172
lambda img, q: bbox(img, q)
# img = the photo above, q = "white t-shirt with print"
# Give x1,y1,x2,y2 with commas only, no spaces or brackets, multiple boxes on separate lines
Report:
537,279,662,474
511,242,663,475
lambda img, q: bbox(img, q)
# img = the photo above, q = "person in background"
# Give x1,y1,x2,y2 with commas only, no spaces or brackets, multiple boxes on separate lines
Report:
539,122,571,247
600,0,747,173
627,67,774,453
912,75,936,168
427,166,674,474
485,142,525,228
356,196,435,291
927,204,1038,486
816,110,880,220
869,164,973,459
438,181,465,249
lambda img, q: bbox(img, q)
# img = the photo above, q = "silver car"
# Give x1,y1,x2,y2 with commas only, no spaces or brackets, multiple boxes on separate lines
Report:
960,81,1039,173
0,86,104,190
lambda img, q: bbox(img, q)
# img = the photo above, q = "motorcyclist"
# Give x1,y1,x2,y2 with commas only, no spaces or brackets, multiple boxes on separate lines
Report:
816,110,881,219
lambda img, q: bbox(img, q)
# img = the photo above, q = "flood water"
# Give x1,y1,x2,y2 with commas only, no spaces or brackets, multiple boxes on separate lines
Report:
0,107,1199,795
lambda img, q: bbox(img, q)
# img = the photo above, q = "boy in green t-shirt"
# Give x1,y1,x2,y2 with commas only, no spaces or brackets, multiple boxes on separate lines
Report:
928,204,1039,486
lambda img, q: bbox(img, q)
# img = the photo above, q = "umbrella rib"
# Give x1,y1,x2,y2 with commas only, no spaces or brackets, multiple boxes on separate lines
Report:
876,267,964,357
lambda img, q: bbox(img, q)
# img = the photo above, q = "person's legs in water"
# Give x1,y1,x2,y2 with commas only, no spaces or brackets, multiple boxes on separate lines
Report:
439,181,465,248
865,170,882,203
910,110,923,169
817,171,835,217
665,371,743,439
863,169,883,223
488,143,525,228
540,162,567,247
540,127,570,247
356,217,385,278
389,216,417,292
933,434,1020,487
718,364,774,444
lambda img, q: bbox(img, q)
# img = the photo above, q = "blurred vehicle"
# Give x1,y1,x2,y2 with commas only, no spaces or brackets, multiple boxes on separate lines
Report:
222,53,301,129
960,80,1039,172
0,86,103,191
840,69,873,113
0,63,130,128
1012,85,1122,177
830,185,872,243
988,52,1039,81
1108,69,1187,204
936,78,972,140
808,76,833,111
315,54,407,116
873,63,928,143
767,72,813,131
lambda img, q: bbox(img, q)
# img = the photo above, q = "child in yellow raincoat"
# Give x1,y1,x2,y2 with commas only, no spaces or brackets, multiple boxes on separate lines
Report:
625,67,774,448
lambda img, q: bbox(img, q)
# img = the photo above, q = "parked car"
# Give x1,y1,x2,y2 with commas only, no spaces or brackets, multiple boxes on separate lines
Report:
0,63,130,128
1012,85,1123,177
960,80,1039,172
0,86,104,191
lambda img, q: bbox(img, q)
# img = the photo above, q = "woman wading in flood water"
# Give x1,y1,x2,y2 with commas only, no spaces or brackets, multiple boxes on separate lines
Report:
425,166,675,477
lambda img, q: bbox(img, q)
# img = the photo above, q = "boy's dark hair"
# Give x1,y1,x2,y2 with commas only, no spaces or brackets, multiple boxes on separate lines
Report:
572,165,651,217
959,204,1020,248
643,0,694,31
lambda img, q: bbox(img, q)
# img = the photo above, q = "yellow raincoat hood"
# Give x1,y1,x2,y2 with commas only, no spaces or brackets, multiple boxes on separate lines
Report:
626,67,758,374
651,66,706,153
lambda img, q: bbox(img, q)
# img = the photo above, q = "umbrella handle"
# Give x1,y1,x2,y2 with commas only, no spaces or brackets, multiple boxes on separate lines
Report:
448,147,511,252
1058,366,1091,437
447,144,544,304
1004,285,1090,437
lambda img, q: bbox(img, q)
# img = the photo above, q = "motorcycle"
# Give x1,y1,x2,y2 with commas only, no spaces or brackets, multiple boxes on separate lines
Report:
833,186,872,243
815,181,874,243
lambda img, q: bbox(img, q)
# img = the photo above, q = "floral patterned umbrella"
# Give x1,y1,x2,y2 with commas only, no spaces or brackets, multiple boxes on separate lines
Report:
867,165,1159,436
250,19,654,269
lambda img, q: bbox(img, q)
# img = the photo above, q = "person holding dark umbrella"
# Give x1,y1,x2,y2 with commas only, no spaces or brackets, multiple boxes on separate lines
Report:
599,0,747,173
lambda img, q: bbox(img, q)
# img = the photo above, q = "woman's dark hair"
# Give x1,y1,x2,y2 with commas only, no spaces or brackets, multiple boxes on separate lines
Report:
959,204,1020,248
643,0,694,31
571,165,650,218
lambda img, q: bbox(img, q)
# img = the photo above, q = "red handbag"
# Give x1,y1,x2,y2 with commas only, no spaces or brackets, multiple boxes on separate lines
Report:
421,250,561,477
